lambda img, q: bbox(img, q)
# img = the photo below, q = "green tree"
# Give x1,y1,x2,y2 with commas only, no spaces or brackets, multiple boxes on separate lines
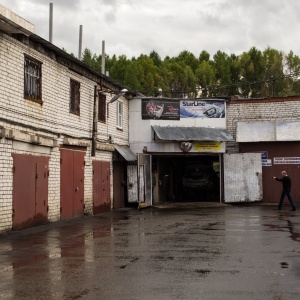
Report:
149,50,162,67
238,47,264,97
284,51,300,95
131,54,158,94
80,46,300,98
109,55,131,85
176,50,199,73
195,61,216,97
81,48,99,70
199,50,210,63
212,51,233,96
261,47,284,97
160,59,197,98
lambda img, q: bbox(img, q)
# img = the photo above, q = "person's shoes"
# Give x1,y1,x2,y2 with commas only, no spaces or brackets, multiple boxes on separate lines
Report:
290,208,296,211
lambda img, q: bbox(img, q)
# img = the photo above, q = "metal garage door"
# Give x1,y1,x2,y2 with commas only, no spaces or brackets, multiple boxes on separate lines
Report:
93,161,111,214
12,154,49,230
60,148,85,220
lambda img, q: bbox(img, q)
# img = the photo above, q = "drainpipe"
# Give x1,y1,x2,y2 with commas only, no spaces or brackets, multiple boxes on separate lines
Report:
91,85,98,156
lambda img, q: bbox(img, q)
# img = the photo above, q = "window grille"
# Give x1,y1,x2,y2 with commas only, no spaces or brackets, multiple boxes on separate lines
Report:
70,79,80,115
98,93,106,123
24,56,42,102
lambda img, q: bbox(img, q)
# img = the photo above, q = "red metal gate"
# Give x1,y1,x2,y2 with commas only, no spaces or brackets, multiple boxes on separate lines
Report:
35,156,49,220
60,148,85,220
239,141,300,203
12,154,49,230
93,161,111,214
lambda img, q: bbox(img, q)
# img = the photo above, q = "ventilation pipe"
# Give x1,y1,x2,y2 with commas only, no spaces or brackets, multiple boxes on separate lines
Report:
101,40,105,74
78,25,83,60
49,3,53,43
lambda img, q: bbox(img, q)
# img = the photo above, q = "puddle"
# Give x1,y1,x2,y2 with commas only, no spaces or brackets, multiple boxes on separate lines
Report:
280,262,289,268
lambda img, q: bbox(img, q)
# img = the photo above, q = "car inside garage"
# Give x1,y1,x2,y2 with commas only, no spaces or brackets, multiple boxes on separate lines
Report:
153,155,221,203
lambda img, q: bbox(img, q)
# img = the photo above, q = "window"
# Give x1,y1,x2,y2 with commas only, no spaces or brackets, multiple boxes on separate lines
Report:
70,79,80,115
24,55,42,103
116,101,123,129
98,93,106,123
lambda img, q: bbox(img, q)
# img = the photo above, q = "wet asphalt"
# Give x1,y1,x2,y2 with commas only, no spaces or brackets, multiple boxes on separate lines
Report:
0,203,299,300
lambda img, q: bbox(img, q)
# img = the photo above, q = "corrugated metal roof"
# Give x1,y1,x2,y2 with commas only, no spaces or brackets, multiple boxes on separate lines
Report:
114,145,137,161
152,126,234,142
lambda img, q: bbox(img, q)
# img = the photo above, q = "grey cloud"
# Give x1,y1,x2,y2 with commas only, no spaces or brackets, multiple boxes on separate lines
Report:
2,0,300,59
27,0,81,9
104,10,117,24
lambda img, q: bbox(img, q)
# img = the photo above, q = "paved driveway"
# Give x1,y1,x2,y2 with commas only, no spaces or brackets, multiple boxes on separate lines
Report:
0,203,299,300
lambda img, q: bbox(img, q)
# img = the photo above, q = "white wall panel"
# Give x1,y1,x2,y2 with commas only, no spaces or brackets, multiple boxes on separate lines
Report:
224,153,262,203
237,121,275,142
276,121,300,141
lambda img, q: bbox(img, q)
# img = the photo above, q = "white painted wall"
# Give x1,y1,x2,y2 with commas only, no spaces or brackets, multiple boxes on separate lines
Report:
129,97,227,154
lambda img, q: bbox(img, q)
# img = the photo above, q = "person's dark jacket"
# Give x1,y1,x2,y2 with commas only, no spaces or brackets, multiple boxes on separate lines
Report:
275,176,291,190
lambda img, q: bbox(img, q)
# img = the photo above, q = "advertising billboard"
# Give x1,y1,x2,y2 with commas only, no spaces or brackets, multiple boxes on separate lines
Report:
180,99,225,118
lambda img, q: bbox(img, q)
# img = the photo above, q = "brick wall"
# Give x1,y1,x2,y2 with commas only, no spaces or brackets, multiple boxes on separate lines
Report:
0,139,13,232
0,32,129,232
226,97,300,153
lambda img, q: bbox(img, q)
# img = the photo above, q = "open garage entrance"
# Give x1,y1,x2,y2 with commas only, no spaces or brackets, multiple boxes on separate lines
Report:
153,154,221,203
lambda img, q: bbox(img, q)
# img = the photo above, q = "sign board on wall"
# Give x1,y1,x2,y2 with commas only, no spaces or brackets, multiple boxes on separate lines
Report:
260,151,272,166
180,100,225,118
141,99,180,120
194,142,221,151
141,98,226,120
262,159,272,166
274,157,300,164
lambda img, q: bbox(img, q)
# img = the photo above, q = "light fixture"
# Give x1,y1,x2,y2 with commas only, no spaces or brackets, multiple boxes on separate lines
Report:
109,88,128,104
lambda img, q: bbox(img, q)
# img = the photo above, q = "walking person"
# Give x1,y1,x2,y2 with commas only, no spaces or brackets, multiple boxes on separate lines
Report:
273,171,296,211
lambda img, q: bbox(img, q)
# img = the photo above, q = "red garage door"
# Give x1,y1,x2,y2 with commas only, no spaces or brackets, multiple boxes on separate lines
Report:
93,161,111,214
60,148,85,220
12,154,49,230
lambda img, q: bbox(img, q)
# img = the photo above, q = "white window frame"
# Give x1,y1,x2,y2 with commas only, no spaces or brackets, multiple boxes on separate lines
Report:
116,101,123,129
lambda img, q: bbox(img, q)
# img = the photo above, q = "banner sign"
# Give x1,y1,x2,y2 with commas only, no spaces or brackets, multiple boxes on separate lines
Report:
141,99,180,120
194,142,221,151
180,99,225,118
262,159,272,166
274,157,300,164
260,152,272,166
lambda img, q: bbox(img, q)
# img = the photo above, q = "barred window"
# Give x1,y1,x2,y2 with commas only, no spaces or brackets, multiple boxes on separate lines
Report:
116,101,123,129
24,56,42,103
98,93,106,123
70,79,80,115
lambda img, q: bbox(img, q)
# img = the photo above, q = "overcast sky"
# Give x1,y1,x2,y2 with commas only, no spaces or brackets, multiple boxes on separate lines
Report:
1,0,300,60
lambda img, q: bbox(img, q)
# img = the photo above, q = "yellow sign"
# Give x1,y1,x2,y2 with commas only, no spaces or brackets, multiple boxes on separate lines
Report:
194,142,221,151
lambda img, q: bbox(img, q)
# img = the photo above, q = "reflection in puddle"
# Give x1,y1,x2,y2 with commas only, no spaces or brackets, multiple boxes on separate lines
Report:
264,219,300,243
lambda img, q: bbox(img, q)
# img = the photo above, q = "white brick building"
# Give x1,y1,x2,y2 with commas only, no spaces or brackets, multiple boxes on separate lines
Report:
0,5,133,232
